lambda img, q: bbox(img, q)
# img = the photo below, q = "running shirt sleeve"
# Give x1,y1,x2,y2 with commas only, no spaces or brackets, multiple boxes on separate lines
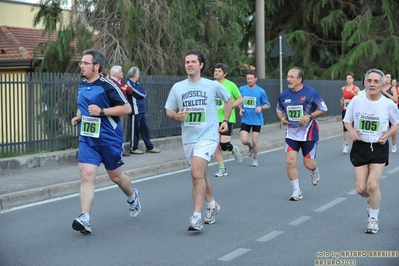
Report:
261,90,270,106
215,82,231,102
165,86,179,111
102,78,128,106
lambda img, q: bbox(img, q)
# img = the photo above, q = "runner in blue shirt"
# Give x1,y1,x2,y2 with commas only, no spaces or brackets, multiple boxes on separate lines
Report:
70,49,141,234
276,67,328,201
238,70,270,167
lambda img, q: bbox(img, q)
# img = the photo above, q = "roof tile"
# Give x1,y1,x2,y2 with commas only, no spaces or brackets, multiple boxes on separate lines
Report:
0,25,57,61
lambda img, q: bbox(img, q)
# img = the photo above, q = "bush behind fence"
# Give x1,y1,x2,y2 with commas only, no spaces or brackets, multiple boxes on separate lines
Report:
0,72,353,157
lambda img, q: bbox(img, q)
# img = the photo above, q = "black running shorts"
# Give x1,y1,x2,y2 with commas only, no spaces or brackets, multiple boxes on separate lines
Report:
350,140,389,167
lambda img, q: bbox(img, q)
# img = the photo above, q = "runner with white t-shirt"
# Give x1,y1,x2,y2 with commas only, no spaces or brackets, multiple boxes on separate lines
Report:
165,50,232,231
343,68,399,234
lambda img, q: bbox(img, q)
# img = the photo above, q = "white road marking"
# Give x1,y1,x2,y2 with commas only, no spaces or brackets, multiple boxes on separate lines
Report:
314,197,346,212
218,248,251,262
255,230,284,242
0,136,343,214
288,216,312,226
387,167,399,174
347,189,357,195
381,175,387,179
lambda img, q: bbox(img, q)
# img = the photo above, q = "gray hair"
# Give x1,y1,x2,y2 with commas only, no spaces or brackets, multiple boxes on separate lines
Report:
82,49,105,73
110,65,122,77
127,67,140,77
364,68,386,85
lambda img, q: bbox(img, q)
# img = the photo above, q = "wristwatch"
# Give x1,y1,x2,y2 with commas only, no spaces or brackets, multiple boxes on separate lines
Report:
223,120,229,124
309,114,314,119
100,108,105,116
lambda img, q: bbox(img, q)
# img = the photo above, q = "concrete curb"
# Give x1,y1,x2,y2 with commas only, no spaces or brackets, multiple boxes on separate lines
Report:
0,158,190,210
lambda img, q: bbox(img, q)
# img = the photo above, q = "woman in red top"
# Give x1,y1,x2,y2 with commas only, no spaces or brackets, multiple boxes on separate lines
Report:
340,72,360,154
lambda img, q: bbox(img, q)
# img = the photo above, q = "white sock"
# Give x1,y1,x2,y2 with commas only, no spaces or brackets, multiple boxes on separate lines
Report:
193,212,201,219
290,179,300,191
207,199,216,209
369,208,379,220
127,190,136,203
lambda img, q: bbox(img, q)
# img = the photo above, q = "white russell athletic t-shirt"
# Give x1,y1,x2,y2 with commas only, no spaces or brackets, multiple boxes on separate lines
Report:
343,92,399,143
165,78,231,144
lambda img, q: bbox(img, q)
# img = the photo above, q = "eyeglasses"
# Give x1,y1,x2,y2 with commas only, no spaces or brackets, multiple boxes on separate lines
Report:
78,61,96,66
286,75,299,79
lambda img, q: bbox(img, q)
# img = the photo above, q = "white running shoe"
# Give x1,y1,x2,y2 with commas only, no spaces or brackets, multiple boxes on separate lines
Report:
251,159,259,167
310,169,321,186
215,168,228,177
128,188,141,218
232,146,243,164
188,215,203,231
392,144,397,153
72,214,92,234
343,145,349,154
365,217,379,234
204,202,221,224
289,190,303,201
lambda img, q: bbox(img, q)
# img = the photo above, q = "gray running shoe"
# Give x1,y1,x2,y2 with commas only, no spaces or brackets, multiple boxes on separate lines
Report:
233,146,243,164
248,145,253,157
310,169,320,186
365,218,379,234
128,188,141,218
188,215,203,231
72,214,91,234
204,202,221,224
215,168,227,177
289,190,303,201
251,159,259,167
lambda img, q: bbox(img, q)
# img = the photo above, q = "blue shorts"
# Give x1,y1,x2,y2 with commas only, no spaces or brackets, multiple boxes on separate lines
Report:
78,141,125,170
285,139,318,159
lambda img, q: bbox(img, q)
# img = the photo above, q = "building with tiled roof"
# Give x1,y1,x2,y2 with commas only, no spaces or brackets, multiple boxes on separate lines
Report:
0,0,74,71
0,25,58,70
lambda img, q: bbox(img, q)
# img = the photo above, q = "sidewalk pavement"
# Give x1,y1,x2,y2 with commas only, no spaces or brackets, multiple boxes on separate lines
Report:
0,116,343,210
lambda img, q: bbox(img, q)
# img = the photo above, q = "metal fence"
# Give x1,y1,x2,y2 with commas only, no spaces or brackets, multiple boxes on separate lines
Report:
1,72,358,157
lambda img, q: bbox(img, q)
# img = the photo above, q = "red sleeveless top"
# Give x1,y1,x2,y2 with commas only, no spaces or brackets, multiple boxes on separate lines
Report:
342,85,356,110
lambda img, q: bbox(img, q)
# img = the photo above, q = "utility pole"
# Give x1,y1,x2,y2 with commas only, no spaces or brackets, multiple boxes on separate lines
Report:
255,0,265,78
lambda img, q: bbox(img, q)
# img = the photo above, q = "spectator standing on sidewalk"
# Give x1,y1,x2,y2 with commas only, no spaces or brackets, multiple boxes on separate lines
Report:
165,50,232,231
126,67,160,154
276,67,328,201
238,70,270,167
109,65,132,156
70,49,141,234
213,63,243,177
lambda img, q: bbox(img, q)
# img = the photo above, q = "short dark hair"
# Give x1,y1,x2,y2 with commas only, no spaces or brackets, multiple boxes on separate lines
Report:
214,63,228,74
290,67,304,82
246,70,257,78
345,72,355,79
82,49,105,73
185,50,206,73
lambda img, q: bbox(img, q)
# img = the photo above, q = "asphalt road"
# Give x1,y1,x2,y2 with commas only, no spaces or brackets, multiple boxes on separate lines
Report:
1,136,399,266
